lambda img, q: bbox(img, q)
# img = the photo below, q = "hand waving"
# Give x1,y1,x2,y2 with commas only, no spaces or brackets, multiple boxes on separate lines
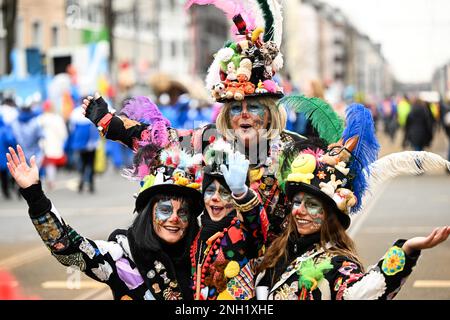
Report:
402,226,450,255
6,145,39,189
220,151,249,197
82,92,110,125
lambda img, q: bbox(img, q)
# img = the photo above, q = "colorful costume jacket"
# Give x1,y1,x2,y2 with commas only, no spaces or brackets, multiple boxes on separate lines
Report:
191,188,265,300
253,240,420,300
22,183,191,300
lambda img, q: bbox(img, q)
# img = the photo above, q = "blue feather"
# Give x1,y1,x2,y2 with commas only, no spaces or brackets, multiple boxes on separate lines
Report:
342,103,380,212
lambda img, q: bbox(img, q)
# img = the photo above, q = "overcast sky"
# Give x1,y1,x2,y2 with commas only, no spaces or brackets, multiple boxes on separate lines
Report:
320,0,450,83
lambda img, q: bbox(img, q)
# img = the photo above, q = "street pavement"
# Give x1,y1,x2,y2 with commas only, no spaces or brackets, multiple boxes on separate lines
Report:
0,128,449,300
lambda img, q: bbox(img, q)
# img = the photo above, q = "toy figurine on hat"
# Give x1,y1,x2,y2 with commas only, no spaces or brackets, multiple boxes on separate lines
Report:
109,96,204,215
185,0,285,102
278,97,380,229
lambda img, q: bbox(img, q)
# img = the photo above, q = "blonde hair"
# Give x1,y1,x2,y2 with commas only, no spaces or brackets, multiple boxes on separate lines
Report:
216,96,287,141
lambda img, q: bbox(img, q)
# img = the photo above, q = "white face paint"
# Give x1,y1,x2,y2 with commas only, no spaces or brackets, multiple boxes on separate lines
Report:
291,192,325,235
153,199,190,244
204,180,234,222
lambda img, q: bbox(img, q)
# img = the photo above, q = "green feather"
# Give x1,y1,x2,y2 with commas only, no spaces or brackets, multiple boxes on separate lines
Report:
297,258,333,290
275,141,297,192
279,95,344,145
257,0,274,42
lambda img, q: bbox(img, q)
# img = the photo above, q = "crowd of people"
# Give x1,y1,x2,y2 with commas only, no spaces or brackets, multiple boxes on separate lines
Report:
0,93,137,200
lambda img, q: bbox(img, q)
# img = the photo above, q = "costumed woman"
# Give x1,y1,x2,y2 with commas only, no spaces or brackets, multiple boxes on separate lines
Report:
224,103,450,300
191,141,265,300
81,0,307,242
6,144,203,300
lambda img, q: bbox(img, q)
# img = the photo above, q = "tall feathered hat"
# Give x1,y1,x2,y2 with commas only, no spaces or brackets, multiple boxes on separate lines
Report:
117,96,204,215
278,97,380,229
185,0,285,102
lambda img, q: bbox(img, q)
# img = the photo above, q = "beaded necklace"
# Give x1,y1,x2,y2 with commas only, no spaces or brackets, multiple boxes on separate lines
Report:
190,216,239,300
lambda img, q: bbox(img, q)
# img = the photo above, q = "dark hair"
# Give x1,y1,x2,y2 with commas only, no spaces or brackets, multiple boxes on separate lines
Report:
128,193,198,258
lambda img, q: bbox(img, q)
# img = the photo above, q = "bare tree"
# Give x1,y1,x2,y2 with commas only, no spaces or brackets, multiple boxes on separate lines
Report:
2,0,17,74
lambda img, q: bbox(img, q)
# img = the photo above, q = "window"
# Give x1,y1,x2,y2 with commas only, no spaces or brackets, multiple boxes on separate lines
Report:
51,26,59,47
16,17,24,49
171,40,177,58
32,21,42,49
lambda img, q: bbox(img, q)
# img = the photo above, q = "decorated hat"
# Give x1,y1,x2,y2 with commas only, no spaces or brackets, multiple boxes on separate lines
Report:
186,0,285,102
116,96,204,215
279,97,380,229
135,146,204,215
202,138,234,194
284,140,358,229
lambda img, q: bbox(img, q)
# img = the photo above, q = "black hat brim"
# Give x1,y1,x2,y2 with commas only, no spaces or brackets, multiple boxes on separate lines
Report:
285,181,351,230
216,92,284,103
135,184,204,216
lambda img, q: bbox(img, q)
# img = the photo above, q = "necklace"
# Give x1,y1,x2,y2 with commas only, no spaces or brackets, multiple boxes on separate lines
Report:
190,216,239,300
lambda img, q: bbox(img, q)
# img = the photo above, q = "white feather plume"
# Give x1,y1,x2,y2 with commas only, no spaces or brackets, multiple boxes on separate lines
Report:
355,151,450,214
267,0,284,72
205,53,223,91
247,0,265,31
268,0,283,48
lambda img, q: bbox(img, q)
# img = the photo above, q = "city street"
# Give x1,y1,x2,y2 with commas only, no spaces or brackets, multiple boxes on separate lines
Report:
0,130,449,300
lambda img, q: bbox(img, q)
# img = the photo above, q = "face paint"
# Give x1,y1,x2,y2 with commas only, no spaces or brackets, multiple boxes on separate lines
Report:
155,200,173,224
154,200,190,224
230,104,244,117
292,193,324,216
204,183,232,202
204,180,235,222
230,103,266,118
312,217,324,226
177,203,190,223
248,104,266,118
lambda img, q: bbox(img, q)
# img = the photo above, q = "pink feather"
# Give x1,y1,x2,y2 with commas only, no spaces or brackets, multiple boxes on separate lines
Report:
120,96,171,127
150,121,170,148
137,163,150,179
185,0,257,38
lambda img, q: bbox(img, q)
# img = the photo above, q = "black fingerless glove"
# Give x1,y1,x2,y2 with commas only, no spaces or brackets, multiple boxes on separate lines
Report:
85,96,110,125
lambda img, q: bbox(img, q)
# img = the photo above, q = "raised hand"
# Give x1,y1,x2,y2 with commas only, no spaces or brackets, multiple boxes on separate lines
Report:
220,151,249,197
82,92,110,125
6,145,39,189
402,226,450,255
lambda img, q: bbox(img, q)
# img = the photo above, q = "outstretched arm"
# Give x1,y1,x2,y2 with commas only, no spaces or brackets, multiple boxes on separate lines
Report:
6,146,123,286
327,227,449,300
402,226,450,255
82,93,147,149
